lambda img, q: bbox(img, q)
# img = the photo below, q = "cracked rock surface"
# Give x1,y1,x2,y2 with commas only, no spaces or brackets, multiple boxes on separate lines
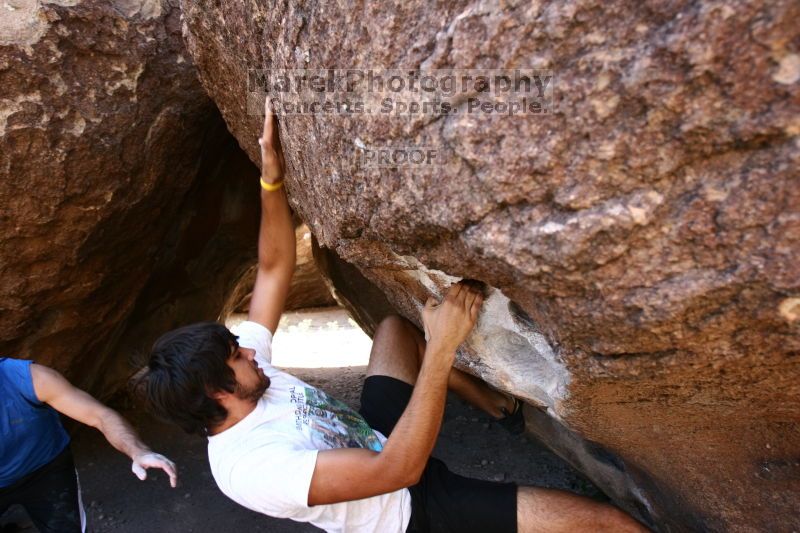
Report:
181,1,799,530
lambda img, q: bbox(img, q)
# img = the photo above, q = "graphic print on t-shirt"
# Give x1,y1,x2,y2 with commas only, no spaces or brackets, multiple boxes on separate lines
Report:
289,385,383,452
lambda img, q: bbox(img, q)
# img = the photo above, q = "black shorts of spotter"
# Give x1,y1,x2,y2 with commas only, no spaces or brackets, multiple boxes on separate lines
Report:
0,446,83,533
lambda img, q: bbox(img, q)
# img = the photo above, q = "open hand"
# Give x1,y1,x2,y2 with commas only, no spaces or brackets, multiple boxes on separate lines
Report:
132,452,178,488
258,97,285,184
422,281,484,354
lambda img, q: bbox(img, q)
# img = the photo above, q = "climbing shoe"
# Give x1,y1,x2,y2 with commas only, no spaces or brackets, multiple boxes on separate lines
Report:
497,397,525,435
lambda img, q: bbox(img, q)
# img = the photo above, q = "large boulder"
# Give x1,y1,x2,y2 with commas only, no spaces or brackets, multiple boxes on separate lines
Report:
181,1,799,531
0,0,260,396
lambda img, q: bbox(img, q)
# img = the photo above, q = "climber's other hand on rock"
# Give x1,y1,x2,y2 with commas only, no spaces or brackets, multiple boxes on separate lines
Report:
422,281,483,354
258,97,285,184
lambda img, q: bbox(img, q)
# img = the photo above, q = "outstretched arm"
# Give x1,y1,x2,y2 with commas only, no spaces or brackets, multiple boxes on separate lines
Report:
248,97,296,333
307,282,484,504
30,364,177,488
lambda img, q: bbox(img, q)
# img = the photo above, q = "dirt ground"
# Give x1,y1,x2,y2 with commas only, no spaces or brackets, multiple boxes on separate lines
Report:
2,309,603,532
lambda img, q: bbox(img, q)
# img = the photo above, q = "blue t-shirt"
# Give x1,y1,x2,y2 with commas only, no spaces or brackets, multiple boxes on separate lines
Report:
0,357,71,487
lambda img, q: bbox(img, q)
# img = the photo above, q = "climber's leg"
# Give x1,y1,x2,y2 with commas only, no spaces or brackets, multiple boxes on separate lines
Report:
516,486,649,533
365,314,514,418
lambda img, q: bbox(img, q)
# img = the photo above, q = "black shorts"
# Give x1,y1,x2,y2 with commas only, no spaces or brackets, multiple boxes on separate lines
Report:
0,446,84,533
360,375,518,533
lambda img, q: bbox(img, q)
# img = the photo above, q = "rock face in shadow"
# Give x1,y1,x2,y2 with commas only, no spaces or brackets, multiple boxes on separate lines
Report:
179,1,800,531
277,225,338,312
107,138,262,395
0,1,261,396
311,238,396,337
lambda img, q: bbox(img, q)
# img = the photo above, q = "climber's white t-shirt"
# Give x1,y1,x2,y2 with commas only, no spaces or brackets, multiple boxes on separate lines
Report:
207,321,412,533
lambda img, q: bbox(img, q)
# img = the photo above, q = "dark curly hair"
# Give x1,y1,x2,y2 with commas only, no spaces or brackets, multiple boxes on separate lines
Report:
142,322,238,436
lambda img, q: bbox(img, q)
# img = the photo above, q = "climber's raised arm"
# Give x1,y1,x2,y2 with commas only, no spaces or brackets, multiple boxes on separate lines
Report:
248,97,296,334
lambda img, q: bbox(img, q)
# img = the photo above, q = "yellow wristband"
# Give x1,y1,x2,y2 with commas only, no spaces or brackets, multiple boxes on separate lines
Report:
260,178,284,191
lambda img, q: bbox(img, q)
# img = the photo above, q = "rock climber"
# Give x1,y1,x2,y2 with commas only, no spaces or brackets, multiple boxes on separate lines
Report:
140,97,647,533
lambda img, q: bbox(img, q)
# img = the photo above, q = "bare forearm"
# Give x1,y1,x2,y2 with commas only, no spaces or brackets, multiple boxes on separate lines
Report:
257,187,295,273
308,283,482,504
380,344,453,484
96,409,151,460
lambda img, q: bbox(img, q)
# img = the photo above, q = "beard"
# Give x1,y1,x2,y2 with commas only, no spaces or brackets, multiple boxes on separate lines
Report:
234,371,270,403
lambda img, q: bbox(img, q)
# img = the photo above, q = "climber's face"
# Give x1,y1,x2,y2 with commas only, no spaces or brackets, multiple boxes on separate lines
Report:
227,344,270,402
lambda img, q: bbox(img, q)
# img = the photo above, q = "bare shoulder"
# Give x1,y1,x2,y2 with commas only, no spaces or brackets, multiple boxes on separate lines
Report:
30,362,60,379
29,363,71,401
